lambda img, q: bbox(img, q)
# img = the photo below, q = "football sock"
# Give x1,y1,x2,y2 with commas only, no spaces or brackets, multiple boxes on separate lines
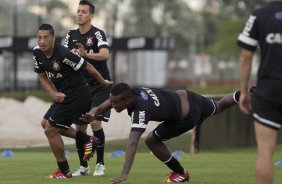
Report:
57,160,70,175
75,131,90,167
233,90,240,103
75,130,90,144
93,129,105,165
75,137,88,167
163,156,184,174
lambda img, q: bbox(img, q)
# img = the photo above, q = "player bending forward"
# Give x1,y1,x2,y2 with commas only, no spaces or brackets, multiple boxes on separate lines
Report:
81,83,251,183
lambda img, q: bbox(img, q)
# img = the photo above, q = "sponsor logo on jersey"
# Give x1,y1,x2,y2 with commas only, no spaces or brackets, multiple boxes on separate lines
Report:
275,12,282,20
142,87,160,106
140,90,148,100
52,60,60,71
86,36,93,46
33,55,40,69
95,31,103,42
46,71,63,79
138,111,146,124
266,33,282,44
62,58,77,69
242,15,256,37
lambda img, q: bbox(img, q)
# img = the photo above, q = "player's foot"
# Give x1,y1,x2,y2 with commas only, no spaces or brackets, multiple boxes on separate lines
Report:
44,169,72,179
72,166,90,176
161,170,189,183
93,163,105,176
83,136,99,161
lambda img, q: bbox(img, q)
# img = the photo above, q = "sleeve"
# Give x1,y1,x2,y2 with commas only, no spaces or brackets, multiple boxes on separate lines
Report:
62,51,87,71
94,30,109,49
237,11,259,51
63,30,72,49
130,108,150,132
33,47,44,73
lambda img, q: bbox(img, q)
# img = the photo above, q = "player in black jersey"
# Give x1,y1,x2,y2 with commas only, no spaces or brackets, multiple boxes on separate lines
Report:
237,1,282,183
33,24,111,179
64,0,110,176
82,83,243,183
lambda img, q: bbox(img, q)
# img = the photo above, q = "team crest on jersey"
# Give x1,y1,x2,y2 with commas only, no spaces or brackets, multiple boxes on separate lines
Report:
86,37,93,46
52,60,60,71
140,90,148,100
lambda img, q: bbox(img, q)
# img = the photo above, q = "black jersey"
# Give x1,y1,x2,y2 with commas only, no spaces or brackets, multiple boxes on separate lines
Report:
127,87,182,132
33,44,88,94
64,26,111,89
237,1,282,102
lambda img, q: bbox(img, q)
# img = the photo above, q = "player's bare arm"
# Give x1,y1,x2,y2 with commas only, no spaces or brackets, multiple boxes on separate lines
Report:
85,62,112,87
111,130,143,184
38,73,65,102
82,99,112,122
239,49,254,114
86,48,109,61
76,43,109,61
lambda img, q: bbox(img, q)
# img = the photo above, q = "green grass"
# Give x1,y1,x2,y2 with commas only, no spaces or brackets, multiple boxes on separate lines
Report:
1,135,282,184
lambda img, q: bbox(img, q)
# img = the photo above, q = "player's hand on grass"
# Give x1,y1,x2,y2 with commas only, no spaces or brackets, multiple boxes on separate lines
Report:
111,174,128,184
51,92,65,102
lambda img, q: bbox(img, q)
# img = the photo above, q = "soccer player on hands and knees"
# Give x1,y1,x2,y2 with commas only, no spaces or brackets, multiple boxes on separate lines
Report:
33,24,111,179
82,83,243,183
64,0,111,176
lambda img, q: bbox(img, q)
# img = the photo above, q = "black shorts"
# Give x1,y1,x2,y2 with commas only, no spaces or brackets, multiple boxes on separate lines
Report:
90,85,111,122
153,91,216,141
252,94,282,130
74,85,111,125
44,85,92,129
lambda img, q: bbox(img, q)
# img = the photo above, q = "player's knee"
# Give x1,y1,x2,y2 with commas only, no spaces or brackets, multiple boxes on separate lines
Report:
145,133,157,147
44,122,57,137
41,119,47,129
90,121,102,130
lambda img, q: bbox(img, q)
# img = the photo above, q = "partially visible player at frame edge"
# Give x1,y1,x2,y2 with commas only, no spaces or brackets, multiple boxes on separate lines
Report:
33,23,111,179
82,82,249,183
237,1,282,183
64,0,111,177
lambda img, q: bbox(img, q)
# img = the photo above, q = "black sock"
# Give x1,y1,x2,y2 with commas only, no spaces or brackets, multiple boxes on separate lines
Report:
57,160,70,175
75,131,91,167
75,130,90,144
93,129,105,165
75,137,88,167
164,156,184,174
233,91,240,103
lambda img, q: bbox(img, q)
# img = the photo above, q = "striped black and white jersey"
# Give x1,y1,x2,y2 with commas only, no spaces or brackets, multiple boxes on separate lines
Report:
64,26,111,90
127,87,182,132
33,44,88,94
237,1,282,102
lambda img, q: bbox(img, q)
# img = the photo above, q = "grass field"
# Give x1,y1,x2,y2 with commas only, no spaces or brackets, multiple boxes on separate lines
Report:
1,134,282,184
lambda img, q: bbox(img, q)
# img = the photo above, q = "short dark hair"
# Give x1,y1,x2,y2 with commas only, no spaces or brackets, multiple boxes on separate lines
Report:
79,0,95,14
38,24,54,36
111,83,131,96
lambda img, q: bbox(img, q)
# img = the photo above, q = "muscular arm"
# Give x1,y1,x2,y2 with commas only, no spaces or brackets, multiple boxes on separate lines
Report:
39,73,55,96
83,99,112,122
239,49,254,114
111,130,143,184
215,93,237,114
85,62,111,87
76,43,109,61
38,73,65,102
86,48,109,61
